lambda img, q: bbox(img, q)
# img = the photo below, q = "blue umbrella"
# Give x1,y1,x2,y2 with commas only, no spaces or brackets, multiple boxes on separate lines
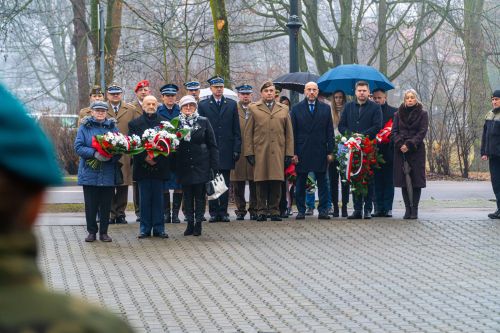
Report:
317,64,395,95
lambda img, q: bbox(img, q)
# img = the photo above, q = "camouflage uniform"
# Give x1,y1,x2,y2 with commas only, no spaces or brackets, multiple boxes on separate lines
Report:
0,232,135,333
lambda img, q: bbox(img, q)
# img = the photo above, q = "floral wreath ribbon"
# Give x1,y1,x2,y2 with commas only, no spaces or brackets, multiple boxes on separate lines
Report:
344,137,364,182
144,133,170,159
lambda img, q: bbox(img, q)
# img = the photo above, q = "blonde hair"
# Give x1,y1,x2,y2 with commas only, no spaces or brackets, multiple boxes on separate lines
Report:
403,89,421,106
331,90,346,126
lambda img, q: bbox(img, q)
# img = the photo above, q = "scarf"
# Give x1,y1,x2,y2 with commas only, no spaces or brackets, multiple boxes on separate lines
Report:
398,102,423,126
179,111,200,129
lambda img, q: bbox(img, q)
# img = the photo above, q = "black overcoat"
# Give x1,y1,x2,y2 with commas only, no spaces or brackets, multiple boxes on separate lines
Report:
338,100,382,139
128,113,171,181
198,96,241,170
392,103,428,188
290,98,334,173
176,117,219,185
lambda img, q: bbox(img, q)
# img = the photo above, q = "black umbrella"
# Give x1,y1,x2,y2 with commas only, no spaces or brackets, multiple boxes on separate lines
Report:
402,153,413,204
273,72,320,93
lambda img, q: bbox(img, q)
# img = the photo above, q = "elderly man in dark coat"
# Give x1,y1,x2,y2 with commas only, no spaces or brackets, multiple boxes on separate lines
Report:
291,82,334,220
129,95,170,239
372,88,397,217
198,76,241,222
338,81,382,219
393,89,428,219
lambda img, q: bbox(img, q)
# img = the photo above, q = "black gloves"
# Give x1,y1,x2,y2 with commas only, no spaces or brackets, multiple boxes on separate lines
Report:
233,152,240,162
284,156,292,167
246,155,255,166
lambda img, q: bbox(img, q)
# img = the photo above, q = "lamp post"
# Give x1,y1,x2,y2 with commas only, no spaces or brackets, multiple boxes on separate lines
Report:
286,0,302,105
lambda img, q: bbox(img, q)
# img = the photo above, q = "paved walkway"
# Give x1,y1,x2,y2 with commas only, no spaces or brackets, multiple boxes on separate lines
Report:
36,207,500,332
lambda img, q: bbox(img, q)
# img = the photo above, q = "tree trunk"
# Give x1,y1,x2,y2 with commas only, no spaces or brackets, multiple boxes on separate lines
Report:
89,0,100,85
463,0,490,166
210,0,230,83
377,0,388,75
338,0,354,64
104,0,123,85
303,0,328,74
70,0,89,112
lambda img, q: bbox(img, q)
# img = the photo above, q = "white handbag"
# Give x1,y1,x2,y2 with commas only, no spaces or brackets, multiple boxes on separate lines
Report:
206,172,228,200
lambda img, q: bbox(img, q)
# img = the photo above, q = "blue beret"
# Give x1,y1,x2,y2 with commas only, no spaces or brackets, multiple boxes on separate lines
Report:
160,84,179,95
184,81,201,90
207,76,224,86
107,84,123,94
90,101,109,110
236,84,253,94
0,84,62,186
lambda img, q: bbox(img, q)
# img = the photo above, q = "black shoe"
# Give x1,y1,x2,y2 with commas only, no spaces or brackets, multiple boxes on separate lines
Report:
202,216,207,222
488,209,500,219
85,233,96,242
409,207,418,219
99,234,112,242
116,216,128,224
220,215,230,222
171,216,181,223
136,217,141,222
347,211,362,219
372,211,384,217
164,213,171,224
341,206,348,217
138,233,150,239
364,211,372,219
280,211,289,218
305,208,314,216
209,216,218,223
270,215,282,221
109,218,116,225
403,207,411,219
236,214,245,220
153,232,169,239
318,213,330,220
256,214,267,222
250,214,258,220
332,207,340,217
296,212,305,220
193,222,202,236
184,222,194,236
385,210,392,217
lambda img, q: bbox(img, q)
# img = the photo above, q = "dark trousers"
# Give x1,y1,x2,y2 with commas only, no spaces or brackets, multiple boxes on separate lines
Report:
209,169,230,217
83,185,114,235
279,181,287,214
138,179,164,235
490,156,500,209
183,183,206,222
255,180,282,215
133,181,140,218
232,180,257,216
329,161,349,208
296,172,328,214
353,183,374,212
373,162,394,212
110,185,128,219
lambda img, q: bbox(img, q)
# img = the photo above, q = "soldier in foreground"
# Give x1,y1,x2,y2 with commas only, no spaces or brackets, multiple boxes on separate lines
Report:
0,84,134,332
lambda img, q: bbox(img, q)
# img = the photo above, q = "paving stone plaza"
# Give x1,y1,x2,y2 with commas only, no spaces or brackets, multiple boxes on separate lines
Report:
36,202,500,333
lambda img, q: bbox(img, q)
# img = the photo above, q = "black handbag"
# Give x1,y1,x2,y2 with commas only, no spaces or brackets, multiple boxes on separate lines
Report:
115,161,124,185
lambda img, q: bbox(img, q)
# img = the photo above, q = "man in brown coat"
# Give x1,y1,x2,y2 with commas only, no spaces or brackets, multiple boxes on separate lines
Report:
244,80,294,221
106,84,142,224
77,85,104,126
231,84,257,220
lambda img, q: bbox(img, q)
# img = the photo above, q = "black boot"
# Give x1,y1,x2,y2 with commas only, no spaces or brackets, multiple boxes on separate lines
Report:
171,193,182,223
341,205,348,217
184,220,194,236
409,188,421,219
193,222,202,236
402,189,411,219
164,192,171,223
332,204,340,217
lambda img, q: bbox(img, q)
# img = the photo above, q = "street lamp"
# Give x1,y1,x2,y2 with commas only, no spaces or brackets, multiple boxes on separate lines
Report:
286,0,302,105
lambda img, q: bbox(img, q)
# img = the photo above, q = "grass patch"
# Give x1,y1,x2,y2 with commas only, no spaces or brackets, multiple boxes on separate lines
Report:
43,203,135,213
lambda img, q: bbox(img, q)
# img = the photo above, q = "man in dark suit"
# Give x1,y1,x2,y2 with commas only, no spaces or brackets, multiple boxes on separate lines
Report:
372,88,397,217
198,76,241,222
291,82,334,220
338,81,382,219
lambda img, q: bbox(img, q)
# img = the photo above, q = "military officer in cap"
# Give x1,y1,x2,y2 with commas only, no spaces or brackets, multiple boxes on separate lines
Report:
0,84,134,332
198,75,242,222
130,79,151,222
184,80,201,102
157,83,183,224
244,80,294,222
78,85,105,126
106,84,142,224
231,84,257,220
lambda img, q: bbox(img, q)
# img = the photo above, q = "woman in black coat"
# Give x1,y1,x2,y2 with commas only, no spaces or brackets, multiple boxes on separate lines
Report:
128,96,171,239
176,95,219,236
392,89,429,219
